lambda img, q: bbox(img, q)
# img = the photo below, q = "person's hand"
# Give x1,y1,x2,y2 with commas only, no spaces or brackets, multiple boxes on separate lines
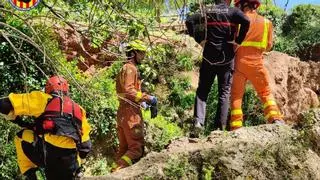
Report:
141,102,149,109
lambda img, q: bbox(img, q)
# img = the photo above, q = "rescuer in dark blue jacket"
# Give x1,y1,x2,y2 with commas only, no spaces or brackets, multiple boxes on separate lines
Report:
186,0,250,134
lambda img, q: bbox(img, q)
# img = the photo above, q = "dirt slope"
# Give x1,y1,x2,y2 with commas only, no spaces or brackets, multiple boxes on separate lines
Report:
264,51,320,123
181,51,320,124
83,109,320,180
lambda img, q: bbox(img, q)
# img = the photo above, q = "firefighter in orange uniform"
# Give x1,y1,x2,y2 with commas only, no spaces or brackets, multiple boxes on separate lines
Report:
0,76,91,180
113,40,157,171
230,0,285,130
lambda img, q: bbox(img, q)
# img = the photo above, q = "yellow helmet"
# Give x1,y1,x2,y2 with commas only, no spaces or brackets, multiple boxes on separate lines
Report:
126,40,147,52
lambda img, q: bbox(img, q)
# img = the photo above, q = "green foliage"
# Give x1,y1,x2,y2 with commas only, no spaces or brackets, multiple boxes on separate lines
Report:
276,5,320,60
163,156,195,179
168,76,195,109
282,5,320,36
242,86,265,126
66,66,118,140
143,110,183,151
85,156,111,176
205,80,219,133
0,119,20,179
128,20,147,38
140,44,196,125
188,0,216,13
202,164,214,180
0,17,51,96
176,52,194,71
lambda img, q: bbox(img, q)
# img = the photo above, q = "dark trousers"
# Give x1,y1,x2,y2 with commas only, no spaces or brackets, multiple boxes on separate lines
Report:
194,59,233,130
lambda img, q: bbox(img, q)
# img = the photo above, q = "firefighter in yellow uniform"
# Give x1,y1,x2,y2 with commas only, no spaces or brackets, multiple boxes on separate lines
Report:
230,0,285,130
0,76,91,180
113,40,157,172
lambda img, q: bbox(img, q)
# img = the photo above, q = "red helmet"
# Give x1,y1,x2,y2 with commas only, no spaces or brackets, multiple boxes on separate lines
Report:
45,76,69,94
234,0,261,9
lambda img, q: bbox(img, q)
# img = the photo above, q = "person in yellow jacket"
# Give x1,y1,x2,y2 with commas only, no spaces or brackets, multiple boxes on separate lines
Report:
0,75,91,180
230,0,285,130
112,40,157,172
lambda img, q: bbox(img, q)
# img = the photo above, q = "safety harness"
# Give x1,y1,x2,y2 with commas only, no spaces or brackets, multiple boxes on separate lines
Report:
35,94,83,143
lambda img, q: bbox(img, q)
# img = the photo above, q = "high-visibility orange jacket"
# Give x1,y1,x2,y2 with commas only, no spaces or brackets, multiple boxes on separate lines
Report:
230,11,282,130
116,62,151,105
115,61,151,169
236,11,273,61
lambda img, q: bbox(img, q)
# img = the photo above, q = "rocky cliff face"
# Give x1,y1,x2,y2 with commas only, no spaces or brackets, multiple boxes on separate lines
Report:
264,51,320,123
83,109,320,180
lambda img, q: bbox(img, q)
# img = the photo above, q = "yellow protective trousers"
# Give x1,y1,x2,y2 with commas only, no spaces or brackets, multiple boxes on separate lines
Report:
14,129,38,174
230,60,282,130
14,129,81,179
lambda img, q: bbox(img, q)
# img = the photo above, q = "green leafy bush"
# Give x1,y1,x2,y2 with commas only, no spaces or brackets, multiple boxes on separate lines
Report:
242,86,265,126
163,155,196,179
0,119,20,179
279,5,320,60
143,110,183,152
168,76,195,109
84,156,111,176
0,17,51,96
176,52,194,71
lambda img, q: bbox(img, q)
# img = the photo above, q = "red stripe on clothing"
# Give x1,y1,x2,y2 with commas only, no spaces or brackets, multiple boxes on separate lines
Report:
207,21,235,26
13,0,17,5
26,2,30,8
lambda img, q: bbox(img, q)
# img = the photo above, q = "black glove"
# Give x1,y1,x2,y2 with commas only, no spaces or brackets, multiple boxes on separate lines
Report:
77,140,92,159
149,96,158,118
150,104,157,119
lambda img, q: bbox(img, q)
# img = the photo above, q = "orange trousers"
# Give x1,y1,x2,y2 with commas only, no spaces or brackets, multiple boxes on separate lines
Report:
115,104,144,168
230,58,282,130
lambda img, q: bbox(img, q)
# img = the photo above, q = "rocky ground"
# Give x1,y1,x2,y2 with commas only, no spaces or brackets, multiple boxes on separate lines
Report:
81,50,320,179
83,109,320,180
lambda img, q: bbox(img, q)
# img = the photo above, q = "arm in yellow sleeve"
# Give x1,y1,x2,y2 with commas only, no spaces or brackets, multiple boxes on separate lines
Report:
8,91,52,118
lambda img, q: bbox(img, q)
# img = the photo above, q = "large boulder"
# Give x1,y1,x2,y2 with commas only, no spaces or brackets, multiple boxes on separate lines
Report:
264,51,320,124
83,109,320,180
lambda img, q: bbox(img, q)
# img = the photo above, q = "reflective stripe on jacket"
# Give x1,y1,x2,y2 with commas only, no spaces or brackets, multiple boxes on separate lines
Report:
236,11,273,61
